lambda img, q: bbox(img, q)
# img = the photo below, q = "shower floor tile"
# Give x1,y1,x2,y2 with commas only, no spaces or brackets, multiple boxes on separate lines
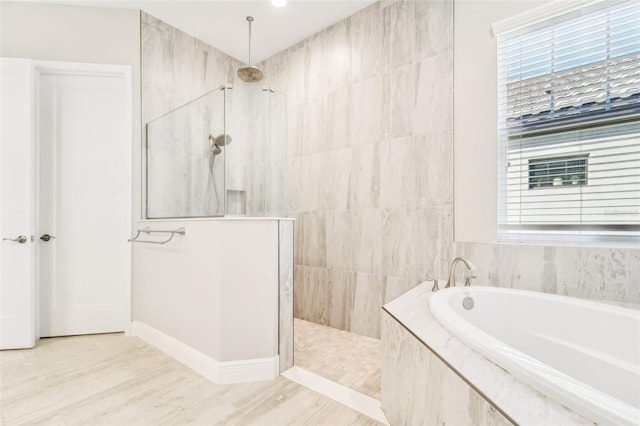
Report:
294,318,381,400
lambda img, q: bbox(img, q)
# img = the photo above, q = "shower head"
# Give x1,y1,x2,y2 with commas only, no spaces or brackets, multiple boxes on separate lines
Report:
210,134,232,147
237,65,264,83
237,16,264,83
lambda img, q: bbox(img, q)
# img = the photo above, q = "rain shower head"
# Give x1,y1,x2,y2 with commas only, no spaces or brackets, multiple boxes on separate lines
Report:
237,16,264,83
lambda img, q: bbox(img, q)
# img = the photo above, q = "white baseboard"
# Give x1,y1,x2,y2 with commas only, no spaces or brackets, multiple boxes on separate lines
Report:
131,321,278,384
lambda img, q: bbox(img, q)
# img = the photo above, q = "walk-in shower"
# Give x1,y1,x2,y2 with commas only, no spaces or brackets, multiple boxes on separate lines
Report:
145,85,286,218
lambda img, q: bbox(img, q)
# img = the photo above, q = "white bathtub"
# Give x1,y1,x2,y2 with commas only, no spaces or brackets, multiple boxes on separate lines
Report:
429,286,640,425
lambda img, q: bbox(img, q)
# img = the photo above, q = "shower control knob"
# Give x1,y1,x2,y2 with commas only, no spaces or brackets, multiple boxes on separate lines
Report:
40,234,55,242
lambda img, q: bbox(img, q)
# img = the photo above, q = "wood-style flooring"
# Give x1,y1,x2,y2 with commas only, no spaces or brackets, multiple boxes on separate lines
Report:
1,333,380,425
293,319,381,400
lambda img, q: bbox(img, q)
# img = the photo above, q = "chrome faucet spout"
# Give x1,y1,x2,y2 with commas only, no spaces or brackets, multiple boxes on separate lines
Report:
445,257,477,288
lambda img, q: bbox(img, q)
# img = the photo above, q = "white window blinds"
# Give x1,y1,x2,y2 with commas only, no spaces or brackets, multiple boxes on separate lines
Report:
495,0,640,243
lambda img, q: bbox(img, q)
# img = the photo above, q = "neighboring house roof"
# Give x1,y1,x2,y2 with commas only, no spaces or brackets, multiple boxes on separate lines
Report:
506,52,640,132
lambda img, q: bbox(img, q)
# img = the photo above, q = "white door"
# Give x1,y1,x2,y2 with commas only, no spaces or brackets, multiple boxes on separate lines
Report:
0,58,36,350
38,68,130,337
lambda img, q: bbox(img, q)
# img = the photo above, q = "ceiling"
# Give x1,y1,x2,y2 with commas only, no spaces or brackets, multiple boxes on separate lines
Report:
18,0,376,63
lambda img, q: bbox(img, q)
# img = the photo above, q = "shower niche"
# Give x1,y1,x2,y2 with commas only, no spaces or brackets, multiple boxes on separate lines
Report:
146,85,287,219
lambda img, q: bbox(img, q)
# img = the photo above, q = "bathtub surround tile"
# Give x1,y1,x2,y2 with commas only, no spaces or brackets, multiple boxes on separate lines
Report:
628,249,640,303
455,242,500,285
555,247,630,304
495,244,546,292
542,246,559,295
279,220,294,373
381,312,512,426
383,283,594,425
454,241,639,307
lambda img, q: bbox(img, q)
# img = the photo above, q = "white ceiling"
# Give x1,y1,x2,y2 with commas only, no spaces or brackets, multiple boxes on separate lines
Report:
20,0,376,63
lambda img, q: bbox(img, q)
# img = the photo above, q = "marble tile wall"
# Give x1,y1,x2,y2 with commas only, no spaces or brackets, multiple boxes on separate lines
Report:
261,0,456,338
141,12,241,124
261,0,639,339
142,13,287,218
142,12,241,218
143,4,638,339
381,311,512,425
456,243,640,306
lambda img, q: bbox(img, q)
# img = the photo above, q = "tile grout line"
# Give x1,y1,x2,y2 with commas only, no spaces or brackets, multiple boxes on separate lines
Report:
281,366,389,425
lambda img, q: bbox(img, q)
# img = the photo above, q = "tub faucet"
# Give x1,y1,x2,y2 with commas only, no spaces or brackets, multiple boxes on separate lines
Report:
445,257,477,288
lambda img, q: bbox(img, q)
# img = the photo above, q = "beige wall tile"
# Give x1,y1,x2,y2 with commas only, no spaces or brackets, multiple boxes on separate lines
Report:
382,1,415,70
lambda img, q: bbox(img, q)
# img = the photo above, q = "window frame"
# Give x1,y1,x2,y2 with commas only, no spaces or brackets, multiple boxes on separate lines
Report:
494,0,640,244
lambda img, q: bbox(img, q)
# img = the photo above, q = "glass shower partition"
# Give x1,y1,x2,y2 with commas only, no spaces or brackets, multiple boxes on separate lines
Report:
145,85,286,219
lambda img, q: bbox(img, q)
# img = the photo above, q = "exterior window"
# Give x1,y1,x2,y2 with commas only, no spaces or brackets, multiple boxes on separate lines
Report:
495,0,640,242
528,156,588,189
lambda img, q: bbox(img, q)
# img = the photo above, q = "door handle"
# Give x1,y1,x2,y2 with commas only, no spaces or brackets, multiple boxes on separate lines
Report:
3,235,28,244
40,234,55,242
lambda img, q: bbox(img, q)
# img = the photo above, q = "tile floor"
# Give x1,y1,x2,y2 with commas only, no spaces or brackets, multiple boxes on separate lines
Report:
293,319,381,400
0,333,381,425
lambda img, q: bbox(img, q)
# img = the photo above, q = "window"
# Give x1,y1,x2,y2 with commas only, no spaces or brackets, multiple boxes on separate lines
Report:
528,155,588,189
495,0,640,243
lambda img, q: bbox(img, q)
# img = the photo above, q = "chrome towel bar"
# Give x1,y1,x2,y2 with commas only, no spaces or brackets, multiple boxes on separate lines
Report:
128,227,186,245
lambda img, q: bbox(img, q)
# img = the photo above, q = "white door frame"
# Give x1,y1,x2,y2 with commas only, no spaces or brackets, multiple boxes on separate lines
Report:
33,60,132,337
